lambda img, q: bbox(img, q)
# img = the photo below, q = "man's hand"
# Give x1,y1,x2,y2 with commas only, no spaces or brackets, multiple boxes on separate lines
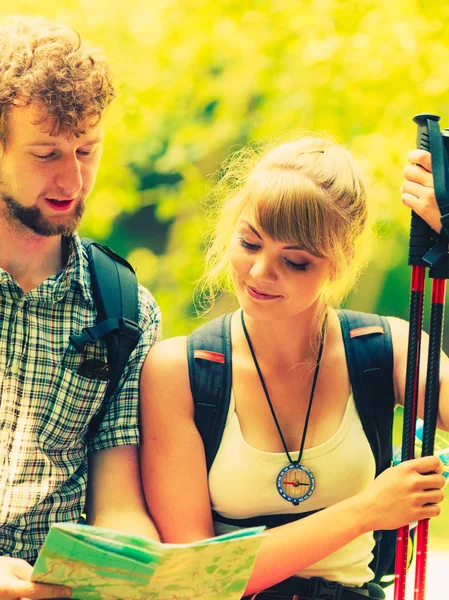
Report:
401,149,441,232
0,557,71,600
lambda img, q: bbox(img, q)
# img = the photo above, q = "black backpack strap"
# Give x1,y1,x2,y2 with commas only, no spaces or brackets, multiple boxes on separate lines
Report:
187,313,233,470
338,309,395,477
70,239,141,436
338,310,396,588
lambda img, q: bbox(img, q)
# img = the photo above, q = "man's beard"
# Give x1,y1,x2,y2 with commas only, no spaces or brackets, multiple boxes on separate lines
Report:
0,193,85,237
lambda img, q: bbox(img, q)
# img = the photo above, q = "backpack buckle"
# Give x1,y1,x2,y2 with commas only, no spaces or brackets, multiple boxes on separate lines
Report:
69,326,101,351
307,577,343,600
118,317,141,341
440,206,449,235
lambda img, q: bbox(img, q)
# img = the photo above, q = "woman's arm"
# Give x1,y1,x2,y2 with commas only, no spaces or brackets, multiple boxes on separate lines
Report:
389,316,449,432
140,337,445,594
139,337,215,542
86,446,159,540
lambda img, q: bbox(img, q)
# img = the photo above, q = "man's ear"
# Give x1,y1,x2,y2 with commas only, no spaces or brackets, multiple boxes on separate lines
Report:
0,136,5,162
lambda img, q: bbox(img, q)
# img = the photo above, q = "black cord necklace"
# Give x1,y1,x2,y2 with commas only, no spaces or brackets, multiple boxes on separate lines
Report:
241,310,327,506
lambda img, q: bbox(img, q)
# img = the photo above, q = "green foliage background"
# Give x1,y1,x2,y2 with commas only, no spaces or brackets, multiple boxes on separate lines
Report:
3,0,448,547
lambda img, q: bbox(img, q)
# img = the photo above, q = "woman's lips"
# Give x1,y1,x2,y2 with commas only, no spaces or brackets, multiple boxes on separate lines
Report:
247,285,282,300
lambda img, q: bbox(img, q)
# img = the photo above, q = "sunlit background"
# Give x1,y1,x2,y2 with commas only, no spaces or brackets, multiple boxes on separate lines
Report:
3,0,448,593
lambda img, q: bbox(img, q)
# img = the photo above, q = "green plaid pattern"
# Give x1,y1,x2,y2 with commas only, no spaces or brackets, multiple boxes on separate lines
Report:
0,234,161,562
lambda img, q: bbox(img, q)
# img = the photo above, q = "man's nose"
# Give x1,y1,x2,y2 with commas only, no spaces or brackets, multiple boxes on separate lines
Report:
54,156,83,198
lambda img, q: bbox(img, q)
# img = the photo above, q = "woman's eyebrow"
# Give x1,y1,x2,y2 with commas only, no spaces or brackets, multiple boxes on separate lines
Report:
241,220,262,240
241,220,312,253
283,244,306,251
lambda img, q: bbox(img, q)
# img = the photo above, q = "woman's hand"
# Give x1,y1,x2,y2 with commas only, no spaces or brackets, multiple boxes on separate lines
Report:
0,557,71,600
401,150,441,233
357,455,445,532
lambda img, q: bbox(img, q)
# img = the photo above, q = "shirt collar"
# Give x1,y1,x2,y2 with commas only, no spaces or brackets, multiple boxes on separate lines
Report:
52,233,93,304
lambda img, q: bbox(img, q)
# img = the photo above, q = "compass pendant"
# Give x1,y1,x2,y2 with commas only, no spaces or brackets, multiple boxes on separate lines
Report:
277,463,315,505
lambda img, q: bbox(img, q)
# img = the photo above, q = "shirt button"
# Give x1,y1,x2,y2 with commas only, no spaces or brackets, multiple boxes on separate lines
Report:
9,362,19,374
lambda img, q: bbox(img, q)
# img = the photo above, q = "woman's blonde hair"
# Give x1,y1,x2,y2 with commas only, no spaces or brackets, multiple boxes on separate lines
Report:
198,134,373,311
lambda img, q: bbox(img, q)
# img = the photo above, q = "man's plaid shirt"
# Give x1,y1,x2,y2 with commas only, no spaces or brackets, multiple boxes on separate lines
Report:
0,234,161,563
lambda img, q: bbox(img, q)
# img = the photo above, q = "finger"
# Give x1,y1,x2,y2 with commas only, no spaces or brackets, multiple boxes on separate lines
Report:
13,581,72,599
421,489,445,504
401,180,434,200
4,557,35,578
418,503,441,519
418,473,447,490
400,185,441,233
412,455,445,474
401,192,441,232
401,192,421,211
407,149,432,172
403,164,434,187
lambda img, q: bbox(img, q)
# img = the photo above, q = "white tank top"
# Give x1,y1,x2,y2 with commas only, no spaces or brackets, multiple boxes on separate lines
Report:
209,392,377,586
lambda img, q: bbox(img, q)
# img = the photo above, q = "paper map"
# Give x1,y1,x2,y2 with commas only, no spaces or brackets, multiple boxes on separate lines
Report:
32,523,265,600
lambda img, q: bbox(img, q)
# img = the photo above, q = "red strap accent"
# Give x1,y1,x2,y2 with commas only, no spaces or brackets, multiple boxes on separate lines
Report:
194,350,225,364
350,325,384,338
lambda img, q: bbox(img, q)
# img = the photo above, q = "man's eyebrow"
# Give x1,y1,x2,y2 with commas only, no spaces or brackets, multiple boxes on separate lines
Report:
25,138,104,147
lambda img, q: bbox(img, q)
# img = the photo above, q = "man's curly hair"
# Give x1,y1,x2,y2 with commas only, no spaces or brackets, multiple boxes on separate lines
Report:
0,16,116,144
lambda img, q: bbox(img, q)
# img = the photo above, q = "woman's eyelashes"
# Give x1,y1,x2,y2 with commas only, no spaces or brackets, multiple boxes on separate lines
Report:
238,236,310,272
239,236,260,251
284,258,310,272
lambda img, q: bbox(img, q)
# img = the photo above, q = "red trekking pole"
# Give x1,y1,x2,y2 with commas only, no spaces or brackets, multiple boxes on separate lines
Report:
394,114,449,600
393,114,437,600
413,118,449,600
414,266,447,600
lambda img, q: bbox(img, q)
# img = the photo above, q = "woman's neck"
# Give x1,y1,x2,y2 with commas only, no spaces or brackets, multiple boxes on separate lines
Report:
236,305,333,370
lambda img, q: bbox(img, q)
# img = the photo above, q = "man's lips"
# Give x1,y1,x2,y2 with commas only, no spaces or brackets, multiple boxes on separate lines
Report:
247,285,282,300
45,198,76,212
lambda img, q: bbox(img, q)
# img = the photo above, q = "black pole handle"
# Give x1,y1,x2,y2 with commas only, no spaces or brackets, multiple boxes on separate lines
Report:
408,114,440,267
426,123,449,279
413,113,440,151
443,129,449,155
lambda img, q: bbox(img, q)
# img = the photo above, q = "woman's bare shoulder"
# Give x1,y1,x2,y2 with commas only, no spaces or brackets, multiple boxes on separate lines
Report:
145,336,189,369
385,316,411,352
140,336,191,409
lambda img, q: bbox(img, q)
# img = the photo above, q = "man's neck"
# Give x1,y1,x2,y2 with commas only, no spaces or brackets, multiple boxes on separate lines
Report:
0,223,66,293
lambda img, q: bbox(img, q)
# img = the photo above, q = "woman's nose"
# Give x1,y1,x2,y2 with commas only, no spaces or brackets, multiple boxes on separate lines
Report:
249,256,277,282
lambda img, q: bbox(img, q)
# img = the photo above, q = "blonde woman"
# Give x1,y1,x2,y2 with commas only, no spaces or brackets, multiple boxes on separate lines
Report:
140,137,447,600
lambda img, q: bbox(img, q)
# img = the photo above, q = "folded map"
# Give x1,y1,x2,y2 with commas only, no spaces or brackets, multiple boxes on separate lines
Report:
32,523,266,600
